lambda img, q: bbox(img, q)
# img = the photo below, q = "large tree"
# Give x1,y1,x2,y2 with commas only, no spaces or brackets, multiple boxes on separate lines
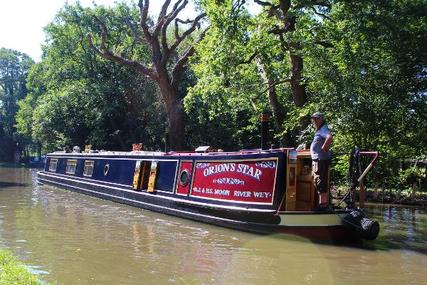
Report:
187,0,335,147
0,48,33,161
16,3,162,153
306,0,427,185
87,0,208,150
187,0,426,187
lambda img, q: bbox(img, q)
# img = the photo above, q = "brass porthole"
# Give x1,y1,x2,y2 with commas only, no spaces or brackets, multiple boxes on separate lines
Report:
104,164,110,176
179,169,190,186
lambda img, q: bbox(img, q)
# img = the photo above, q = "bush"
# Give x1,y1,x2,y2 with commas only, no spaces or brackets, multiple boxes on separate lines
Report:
399,167,426,192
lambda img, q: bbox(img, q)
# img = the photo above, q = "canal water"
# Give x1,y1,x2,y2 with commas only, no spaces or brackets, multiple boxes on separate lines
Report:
0,166,426,285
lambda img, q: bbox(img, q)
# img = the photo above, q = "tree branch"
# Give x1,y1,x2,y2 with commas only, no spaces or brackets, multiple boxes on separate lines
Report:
153,0,171,37
169,13,206,54
157,0,171,22
279,0,291,16
261,78,291,94
138,0,152,41
254,0,278,8
87,16,156,79
171,27,209,87
293,0,332,10
161,0,188,53
124,16,144,44
310,6,333,21
238,52,258,65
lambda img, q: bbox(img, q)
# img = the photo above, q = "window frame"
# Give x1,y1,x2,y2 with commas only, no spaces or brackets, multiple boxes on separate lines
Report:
65,159,78,175
83,160,94,177
48,158,58,172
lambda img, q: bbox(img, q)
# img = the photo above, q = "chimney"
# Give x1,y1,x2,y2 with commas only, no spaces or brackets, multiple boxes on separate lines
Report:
260,111,270,150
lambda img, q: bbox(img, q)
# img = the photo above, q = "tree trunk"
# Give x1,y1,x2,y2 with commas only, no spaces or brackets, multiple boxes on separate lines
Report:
267,84,285,129
290,49,306,108
290,49,309,136
158,80,185,151
256,58,285,129
87,2,207,152
166,99,185,151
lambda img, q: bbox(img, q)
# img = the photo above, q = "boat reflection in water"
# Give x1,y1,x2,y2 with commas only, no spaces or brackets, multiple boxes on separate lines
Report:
38,144,379,242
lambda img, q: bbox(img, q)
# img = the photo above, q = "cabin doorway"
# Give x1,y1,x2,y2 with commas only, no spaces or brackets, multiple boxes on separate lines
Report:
295,152,316,210
132,160,152,191
281,150,322,211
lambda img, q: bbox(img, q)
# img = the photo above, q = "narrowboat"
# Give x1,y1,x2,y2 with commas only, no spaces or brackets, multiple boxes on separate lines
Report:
37,145,380,242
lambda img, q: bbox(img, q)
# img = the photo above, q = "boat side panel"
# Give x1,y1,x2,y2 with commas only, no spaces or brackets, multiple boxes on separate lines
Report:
90,159,134,185
189,158,278,205
44,151,287,210
156,161,178,192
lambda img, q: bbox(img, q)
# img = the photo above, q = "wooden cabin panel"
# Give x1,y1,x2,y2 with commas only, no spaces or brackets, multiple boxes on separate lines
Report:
285,187,296,211
295,151,315,211
285,162,297,210
296,181,312,201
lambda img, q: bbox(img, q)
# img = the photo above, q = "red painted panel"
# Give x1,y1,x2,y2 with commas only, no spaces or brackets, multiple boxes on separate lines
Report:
191,159,277,204
176,161,193,196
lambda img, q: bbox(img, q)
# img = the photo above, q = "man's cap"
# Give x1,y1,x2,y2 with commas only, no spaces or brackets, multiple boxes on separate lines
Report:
310,112,324,119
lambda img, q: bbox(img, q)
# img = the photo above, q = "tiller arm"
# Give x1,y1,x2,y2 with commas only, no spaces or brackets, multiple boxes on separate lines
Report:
357,151,379,208
340,149,379,209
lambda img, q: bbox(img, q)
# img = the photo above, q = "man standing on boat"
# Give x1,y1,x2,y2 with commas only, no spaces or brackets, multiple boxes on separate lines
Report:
310,112,333,210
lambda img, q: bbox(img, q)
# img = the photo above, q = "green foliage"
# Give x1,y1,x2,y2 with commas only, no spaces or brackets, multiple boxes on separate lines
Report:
305,0,427,186
188,0,426,188
9,0,427,191
187,0,337,148
399,165,426,192
16,3,165,153
186,0,280,149
0,48,34,161
0,249,49,285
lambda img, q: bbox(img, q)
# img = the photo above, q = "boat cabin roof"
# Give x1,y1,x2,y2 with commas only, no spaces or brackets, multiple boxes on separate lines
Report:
49,148,295,157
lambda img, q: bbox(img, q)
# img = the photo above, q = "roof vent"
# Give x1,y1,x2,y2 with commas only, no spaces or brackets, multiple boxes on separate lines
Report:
195,146,212,153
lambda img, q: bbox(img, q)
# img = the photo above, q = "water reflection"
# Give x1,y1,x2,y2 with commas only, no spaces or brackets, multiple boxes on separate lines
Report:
0,166,426,285
0,181,29,188
364,204,427,255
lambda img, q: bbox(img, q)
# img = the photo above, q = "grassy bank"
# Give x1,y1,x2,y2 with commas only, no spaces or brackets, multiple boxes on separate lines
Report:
0,249,49,285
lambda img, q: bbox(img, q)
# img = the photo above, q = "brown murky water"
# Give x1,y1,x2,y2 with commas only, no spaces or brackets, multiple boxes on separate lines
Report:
0,166,426,285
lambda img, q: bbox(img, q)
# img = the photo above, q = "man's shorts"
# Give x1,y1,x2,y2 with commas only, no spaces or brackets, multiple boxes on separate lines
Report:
312,160,330,194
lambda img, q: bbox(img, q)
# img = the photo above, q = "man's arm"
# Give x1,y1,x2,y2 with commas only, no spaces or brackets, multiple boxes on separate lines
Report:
321,134,333,152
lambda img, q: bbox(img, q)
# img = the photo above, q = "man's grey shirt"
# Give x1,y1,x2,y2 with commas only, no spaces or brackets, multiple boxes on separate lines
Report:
310,124,332,160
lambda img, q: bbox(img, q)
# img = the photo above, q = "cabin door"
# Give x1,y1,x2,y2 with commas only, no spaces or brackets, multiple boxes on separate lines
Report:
176,161,193,196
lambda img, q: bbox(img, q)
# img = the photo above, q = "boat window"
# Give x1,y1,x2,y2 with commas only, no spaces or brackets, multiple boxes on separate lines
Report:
83,160,94,177
104,164,110,176
66,159,77,175
49,158,58,172
179,170,190,186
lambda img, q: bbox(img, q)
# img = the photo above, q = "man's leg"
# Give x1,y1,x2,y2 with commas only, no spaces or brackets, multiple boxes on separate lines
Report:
316,160,330,205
